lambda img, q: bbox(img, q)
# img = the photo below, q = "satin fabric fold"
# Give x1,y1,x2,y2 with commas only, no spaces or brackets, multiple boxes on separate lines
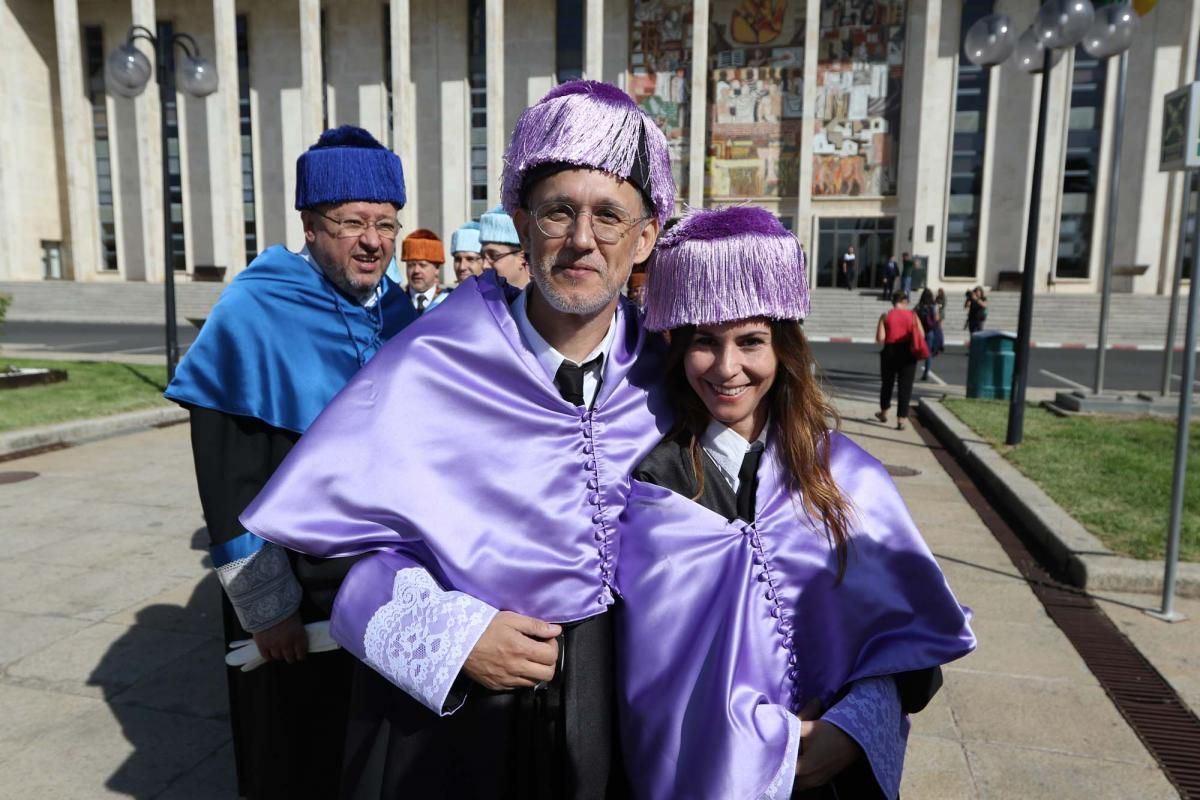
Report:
165,245,417,433
241,271,672,627
615,432,975,800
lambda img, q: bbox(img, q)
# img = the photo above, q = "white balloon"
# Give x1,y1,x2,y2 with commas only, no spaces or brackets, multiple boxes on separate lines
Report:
1081,3,1139,59
1035,0,1095,50
1015,27,1048,74
964,13,1017,67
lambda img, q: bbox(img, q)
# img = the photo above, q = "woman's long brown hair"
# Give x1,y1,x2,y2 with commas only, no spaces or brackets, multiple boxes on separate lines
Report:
664,319,854,579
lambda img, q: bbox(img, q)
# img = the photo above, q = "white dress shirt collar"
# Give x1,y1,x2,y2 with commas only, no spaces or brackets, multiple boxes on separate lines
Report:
510,289,618,408
700,418,769,492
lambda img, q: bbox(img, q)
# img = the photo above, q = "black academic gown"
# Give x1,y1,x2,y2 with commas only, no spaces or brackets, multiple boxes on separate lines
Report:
631,430,942,800
189,407,361,800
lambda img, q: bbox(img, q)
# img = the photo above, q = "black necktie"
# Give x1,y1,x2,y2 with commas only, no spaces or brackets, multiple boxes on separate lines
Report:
736,444,765,522
553,355,603,407
415,295,427,315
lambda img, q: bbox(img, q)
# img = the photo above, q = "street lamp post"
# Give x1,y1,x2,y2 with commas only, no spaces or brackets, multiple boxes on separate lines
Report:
964,0,1096,446
106,26,218,382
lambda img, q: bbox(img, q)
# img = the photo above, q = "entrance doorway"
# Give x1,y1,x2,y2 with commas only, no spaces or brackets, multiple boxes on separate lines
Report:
816,217,897,290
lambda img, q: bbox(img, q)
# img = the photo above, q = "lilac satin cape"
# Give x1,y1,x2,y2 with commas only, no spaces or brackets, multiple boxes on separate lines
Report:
615,432,975,800
241,271,672,649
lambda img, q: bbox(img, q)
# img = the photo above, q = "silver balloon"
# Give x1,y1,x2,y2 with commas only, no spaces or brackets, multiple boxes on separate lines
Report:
106,44,152,97
1035,0,1095,50
178,56,219,97
1014,27,1049,73
1081,2,1139,59
964,13,1017,67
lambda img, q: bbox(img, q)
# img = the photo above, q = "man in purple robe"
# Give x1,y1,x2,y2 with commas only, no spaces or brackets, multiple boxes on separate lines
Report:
240,80,676,798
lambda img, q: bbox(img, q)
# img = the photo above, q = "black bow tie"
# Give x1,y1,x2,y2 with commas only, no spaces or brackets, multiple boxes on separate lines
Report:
736,443,765,522
553,355,604,408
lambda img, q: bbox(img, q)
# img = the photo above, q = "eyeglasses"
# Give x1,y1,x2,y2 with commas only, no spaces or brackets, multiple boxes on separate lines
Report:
532,202,649,245
315,211,402,240
482,247,522,264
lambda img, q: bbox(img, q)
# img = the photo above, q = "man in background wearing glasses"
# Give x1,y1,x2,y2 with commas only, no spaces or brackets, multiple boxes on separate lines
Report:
164,125,416,800
242,81,675,798
479,204,530,288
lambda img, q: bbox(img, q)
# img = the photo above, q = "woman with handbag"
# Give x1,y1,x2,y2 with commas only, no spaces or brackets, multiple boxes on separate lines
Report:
875,291,926,430
615,207,975,799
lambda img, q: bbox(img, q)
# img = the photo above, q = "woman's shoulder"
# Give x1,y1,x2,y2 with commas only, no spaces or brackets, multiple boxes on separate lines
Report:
634,429,695,488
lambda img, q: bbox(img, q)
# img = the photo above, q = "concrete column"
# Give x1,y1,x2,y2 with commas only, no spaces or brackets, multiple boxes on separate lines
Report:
210,0,244,272
687,0,708,209
53,0,102,280
390,0,418,228
485,0,504,207
132,0,163,283
796,0,820,253
1034,49,1075,286
585,0,603,79
299,0,322,146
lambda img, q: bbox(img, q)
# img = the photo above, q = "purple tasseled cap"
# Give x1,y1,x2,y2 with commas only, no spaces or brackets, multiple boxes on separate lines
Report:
643,206,810,331
501,80,676,226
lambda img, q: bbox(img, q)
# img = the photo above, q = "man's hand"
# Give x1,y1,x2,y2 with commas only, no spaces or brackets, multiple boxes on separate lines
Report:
252,611,308,664
462,611,562,691
794,718,862,790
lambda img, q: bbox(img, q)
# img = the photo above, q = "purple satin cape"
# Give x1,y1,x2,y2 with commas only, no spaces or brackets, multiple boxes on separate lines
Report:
241,271,672,656
615,432,976,800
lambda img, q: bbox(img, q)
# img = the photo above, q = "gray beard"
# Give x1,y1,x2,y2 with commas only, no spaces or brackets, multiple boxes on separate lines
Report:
530,260,618,317
320,263,376,305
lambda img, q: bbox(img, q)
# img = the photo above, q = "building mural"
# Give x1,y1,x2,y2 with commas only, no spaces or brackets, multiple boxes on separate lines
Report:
812,0,906,197
628,0,694,195
704,0,806,200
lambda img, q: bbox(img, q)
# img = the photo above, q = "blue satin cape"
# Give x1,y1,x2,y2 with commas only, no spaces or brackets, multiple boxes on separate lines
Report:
164,245,417,433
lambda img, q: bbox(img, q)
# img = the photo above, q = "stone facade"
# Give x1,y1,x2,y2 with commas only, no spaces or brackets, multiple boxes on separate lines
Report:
2,0,1198,296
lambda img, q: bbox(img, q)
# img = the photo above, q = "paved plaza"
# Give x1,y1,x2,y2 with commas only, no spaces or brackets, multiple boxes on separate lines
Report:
0,400,1195,798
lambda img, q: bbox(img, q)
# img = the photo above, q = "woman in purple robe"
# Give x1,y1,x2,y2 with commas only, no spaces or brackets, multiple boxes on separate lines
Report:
615,206,976,799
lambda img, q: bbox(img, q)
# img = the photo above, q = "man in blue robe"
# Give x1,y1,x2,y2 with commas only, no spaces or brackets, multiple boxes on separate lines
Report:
164,125,416,799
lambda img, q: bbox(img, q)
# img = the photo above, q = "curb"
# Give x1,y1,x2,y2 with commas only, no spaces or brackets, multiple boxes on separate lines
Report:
0,405,187,460
918,397,1200,598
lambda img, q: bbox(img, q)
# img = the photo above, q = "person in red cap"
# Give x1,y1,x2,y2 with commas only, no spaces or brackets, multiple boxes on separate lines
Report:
401,229,449,314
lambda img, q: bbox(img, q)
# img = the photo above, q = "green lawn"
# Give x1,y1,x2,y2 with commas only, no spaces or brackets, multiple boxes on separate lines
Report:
942,398,1199,562
0,358,171,433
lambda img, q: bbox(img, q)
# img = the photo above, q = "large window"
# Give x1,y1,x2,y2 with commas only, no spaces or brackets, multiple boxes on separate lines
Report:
83,26,118,272
556,0,583,83
944,1,993,279
157,20,187,272
1055,47,1106,280
468,0,488,219
816,217,896,289
237,15,258,264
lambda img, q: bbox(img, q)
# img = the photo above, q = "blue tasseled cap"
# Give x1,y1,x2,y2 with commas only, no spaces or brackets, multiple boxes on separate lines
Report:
479,206,521,246
295,125,406,210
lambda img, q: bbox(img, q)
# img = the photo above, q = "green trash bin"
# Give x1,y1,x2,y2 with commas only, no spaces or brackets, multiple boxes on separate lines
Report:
966,330,1016,399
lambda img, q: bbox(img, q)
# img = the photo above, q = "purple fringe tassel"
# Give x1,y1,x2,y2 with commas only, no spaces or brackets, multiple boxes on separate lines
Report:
501,81,676,226
643,206,810,331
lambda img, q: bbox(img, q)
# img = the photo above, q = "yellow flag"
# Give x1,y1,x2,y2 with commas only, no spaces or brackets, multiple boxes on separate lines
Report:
1133,0,1157,15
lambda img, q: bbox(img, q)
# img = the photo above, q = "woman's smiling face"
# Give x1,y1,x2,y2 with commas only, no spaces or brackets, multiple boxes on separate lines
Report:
683,318,778,441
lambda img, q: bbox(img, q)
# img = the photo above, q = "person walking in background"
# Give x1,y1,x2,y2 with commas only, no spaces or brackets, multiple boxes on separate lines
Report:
875,290,924,430
900,252,915,298
916,288,942,381
935,288,947,323
840,244,857,290
965,286,988,334
882,254,898,299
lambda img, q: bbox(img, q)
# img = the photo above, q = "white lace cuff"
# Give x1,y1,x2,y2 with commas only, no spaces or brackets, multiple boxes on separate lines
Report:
822,675,906,799
213,535,302,633
759,706,801,800
362,567,498,716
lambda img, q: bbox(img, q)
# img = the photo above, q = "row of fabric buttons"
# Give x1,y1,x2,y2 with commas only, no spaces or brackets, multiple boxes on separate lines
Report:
742,522,800,710
583,411,613,605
